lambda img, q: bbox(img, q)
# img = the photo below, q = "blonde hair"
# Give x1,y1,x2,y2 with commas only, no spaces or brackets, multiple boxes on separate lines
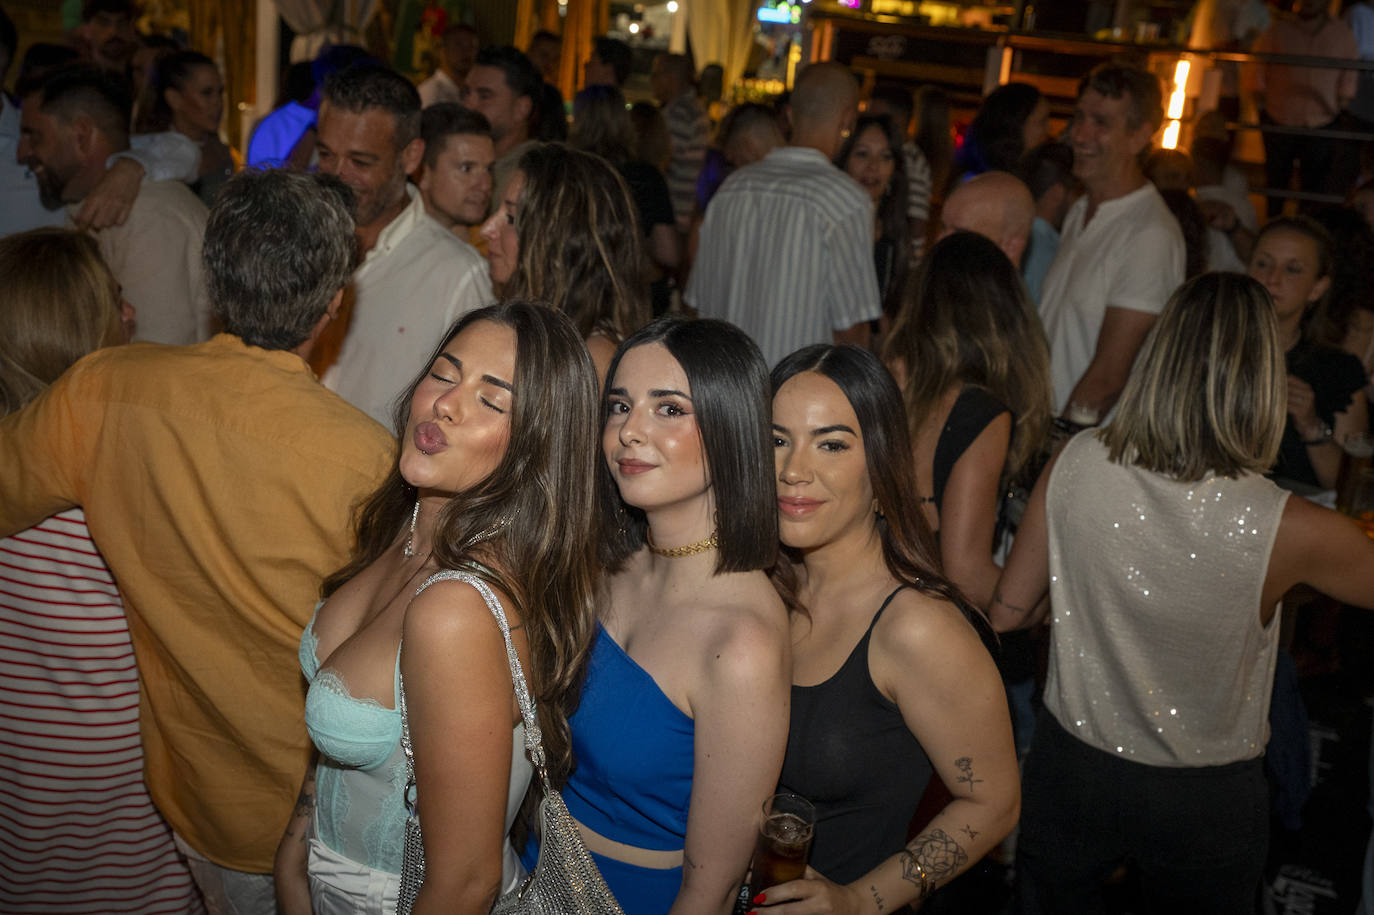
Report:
1101,272,1286,481
0,228,122,416
883,231,1052,485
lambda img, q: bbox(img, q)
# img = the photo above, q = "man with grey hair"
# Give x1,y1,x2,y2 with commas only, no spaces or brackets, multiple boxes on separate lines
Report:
0,168,395,912
687,61,881,366
316,63,492,426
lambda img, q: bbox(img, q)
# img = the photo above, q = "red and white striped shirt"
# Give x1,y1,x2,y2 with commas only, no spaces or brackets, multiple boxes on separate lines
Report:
0,509,204,913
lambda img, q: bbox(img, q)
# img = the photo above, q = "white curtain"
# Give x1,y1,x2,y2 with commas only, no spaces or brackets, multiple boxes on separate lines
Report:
685,0,755,94
274,0,382,62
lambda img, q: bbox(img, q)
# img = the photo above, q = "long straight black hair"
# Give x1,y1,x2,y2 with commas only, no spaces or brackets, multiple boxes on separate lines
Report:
770,344,996,651
598,315,778,575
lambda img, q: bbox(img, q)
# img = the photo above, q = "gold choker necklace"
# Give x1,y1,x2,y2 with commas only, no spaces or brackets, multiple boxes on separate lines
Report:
646,530,718,558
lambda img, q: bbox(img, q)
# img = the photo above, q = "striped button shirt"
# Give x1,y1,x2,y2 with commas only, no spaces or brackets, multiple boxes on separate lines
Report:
686,146,882,367
663,91,710,233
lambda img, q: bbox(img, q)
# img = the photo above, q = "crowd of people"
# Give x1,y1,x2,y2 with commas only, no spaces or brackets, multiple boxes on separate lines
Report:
2,2,1374,915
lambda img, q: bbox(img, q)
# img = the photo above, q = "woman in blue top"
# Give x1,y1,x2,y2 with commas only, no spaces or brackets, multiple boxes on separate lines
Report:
534,315,791,914
274,302,602,915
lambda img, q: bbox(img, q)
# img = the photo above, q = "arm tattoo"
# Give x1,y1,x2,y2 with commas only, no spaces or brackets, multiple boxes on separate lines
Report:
961,824,979,841
292,786,316,820
870,884,885,911
954,757,983,793
288,770,317,844
898,828,969,901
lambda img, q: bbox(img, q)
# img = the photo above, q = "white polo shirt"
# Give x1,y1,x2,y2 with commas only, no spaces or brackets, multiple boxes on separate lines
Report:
1038,181,1184,414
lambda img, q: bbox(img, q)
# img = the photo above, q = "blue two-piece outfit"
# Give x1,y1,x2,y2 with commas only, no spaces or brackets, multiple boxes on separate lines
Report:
523,623,695,915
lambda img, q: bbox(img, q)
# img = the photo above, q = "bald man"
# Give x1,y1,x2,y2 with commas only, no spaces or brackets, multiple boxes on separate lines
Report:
939,171,1036,268
687,62,881,365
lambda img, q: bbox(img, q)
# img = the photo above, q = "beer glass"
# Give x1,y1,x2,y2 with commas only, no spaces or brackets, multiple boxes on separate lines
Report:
746,793,815,904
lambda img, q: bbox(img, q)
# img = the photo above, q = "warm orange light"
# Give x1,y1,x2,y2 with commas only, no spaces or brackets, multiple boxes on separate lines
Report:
1167,59,1189,121
1162,120,1181,149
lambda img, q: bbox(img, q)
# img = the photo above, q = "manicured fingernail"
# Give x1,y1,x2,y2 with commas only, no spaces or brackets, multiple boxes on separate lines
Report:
753,892,767,903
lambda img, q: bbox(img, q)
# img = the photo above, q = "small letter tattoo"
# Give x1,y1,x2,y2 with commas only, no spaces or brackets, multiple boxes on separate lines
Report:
962,824,980,841
870,884,885,911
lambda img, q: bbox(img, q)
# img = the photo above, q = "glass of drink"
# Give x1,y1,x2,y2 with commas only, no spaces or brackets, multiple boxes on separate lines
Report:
746,793,815,904
1337,434,1374,515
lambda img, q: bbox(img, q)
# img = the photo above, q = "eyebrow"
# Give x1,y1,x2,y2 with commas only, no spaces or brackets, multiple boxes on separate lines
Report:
771,422,857,437
607,387,693,400
439,353,513,391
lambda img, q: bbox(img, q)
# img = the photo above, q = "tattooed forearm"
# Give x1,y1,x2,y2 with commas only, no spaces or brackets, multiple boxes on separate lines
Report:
899,828,969,901
954,756,983,793
292,786,316,820
961,824,979,841
870,884,885,911
284,768,316,845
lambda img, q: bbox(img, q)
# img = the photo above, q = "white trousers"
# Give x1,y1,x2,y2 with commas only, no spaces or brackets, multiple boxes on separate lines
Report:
307,832,401,915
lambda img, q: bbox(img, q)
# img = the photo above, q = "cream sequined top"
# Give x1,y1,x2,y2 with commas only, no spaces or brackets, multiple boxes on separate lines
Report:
1043,432,1289,768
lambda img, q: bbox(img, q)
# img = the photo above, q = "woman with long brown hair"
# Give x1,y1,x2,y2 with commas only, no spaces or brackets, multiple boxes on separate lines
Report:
480,142,650,381
758,344,1019,912
835,114,909,320
274,302,602,915
883,230,1052,609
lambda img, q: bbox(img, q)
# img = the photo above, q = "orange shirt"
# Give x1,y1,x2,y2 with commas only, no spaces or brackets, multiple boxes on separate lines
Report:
0,335,395,871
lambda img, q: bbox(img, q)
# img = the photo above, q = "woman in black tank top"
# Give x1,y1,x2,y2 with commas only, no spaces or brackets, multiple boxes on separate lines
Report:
758,345,1019,912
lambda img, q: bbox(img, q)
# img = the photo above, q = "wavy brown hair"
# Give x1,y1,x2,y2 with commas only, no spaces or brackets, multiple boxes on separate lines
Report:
507,142,649,344
770,344,995,651
883,230,1052,488
323,302,601,785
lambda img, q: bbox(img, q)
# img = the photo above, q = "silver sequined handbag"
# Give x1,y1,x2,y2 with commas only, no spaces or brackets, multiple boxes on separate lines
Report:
395,571,624,915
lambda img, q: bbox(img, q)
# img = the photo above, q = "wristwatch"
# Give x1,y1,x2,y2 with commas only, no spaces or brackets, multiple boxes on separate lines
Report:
1300,420,1334,445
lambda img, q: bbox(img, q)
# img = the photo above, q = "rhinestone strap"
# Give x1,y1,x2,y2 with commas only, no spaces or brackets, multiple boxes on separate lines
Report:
404,570,547,780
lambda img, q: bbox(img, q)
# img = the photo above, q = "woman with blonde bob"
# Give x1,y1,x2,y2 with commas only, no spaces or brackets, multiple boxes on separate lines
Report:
0,228,202,912
994,273,1374,913
883,230,1052,609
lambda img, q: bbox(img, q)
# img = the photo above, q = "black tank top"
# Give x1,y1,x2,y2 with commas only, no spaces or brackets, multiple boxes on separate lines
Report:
931,386,1011,511
778,587,933,884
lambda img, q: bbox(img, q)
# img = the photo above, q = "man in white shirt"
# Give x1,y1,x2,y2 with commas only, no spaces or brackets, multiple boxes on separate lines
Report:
1038,63,1185,419
17,64,210,344
417,23,478,108
316,64,492,428
417,103,494,234
686,62,881,367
